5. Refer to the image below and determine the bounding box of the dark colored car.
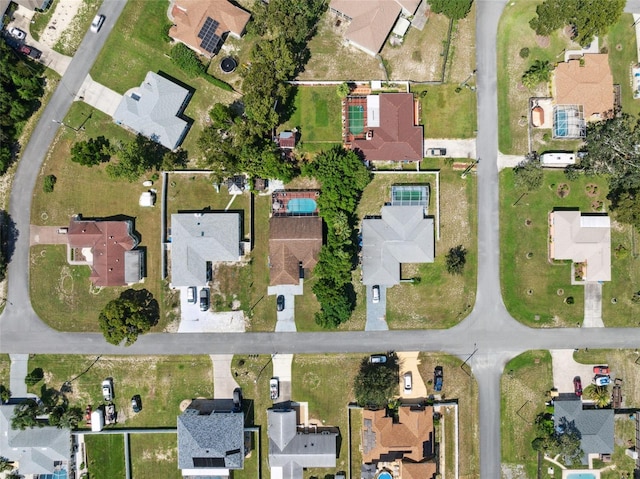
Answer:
[18,45,42,59]
[428,148,447,156]
[276,295,285,312]
[131,395,142,413]
[434,366,444,392]
[199,287,210,311]
[593,365,610,375]
[573,376,582,396]
[233,387,243,412]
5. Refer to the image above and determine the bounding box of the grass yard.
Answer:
[0,354,9,390]
[85,434,126,479]
[349,407,363,478]
[281,86,342,152]
[417,353,479,479]
[90,0,239,161]
[500,169,611,327]
[29,0,58,42]
[497,1,580,154]
[26,355,213,427]
[413,84,477,139]
[501,350,553,479]
[357,165,477,329]
[605,13,640,117]
[30,104,179,332]
[53,0,101,56]
[446,3,477,84]
[130,433,181,479]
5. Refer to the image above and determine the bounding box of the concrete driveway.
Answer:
[76,74,122,116]
[551,349,599,395]
[365,284,388,331]
[583,282,604,328]
[397,351,427,399]
[177,287,246,333]
[424,139,477,159]
[210,354,239,399]
[271,354,293,402]
[269,286,297,332]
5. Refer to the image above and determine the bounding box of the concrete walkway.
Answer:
[583,282,604,328]
[9,354,29,398]
[210,354,239,399]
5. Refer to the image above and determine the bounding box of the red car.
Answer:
[573,376,582,396]
[593,365,610,375]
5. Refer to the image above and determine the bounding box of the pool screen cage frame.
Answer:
[391,185,430,207]
[553,104,585,139]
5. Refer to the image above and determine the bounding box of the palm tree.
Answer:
[583,384,611,408]
[0,456,14,473]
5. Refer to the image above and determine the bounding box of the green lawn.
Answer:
[130,433,181,479]
[501,350,553,479]
[28,0,58,42]
[0,354,10,390]
[85,434,126,479]
[605,13,640,117]
[500,169,611,327]
[412,84,477,139]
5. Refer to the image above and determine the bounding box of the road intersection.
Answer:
[2,1,639,477]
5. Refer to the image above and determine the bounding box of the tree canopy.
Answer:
[107,134,169,181]
[445,245,467,275]
[521,60,553,89]
[428,0,473,20]
[354,355,399,408]
[529,0,624,46]
[513,153,543,191]
[98,289,159,346]
[70,136,111,167]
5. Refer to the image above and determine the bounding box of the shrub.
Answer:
[43,174,56,193]
[519,47,530,58]
[202,74,234,92]
[170,43,206,78]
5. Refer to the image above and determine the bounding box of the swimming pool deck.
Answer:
[271,190,320,216]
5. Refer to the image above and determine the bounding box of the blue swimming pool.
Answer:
[287,198,317,214]
[377,472,392,479]
[39,470,68,479]
[566,473,596,479]
[554,109,568,137]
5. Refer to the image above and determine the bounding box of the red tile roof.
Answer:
[352,93,423,161]
[67,217,138,287]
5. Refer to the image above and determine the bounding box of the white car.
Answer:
[8,27,26,40]
[101,378,113,401]
[404,372,412,393]
[270,378,279,400]
[90,14,105,33]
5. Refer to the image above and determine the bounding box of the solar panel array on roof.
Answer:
[198,17,221,54]
[193,457,225,468]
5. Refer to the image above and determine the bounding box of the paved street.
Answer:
[2,2,640,478]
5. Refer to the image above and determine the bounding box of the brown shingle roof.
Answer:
[269,217,322,286]
[67,217,137,287]
[170,0,251,56]
[554,54,614,120]
[352,93,423,161]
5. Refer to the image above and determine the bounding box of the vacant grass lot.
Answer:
[500,169,611,327]
[413,84,477,139]
[53,0,101,56]
[501,350,554,479]
[497,1,579,154]
[30,103,179,332]
[357,165,477,329]
[130,433,181,479]
[605,13,640,117]
[90,0,238,160]
[86,434,126,479]
[446,3,477,84]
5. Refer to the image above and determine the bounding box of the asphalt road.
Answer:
[2,1,639,478]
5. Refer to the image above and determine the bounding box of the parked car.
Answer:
[369,354,387,364]
[594,375,611,386]
[90,14,105,33]
[8,27,26,40]
[199,287,210,311]
[270,377,279,400]
[428,148,447,156]
[276,295,285,312]
[404,372,412,393]
[593,365,610,375]
[233,387,243,412]
[573,376,582,396]
[434,366,444,392]
[101,378,113,401]
[105,403,116,424]
[131,395,142,413]
[187,286,197,304]
[18,45,42,59]
[372,285,380,304]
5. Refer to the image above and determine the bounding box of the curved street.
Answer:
[1,1,639,478]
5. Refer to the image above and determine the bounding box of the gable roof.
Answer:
[0,405,71,475]
[352,94,423,161]
[554,54,614,120]
[170,0,251,56]
[67,216,139,287]
[362,406,435,465]
[171,213,241,287]
[550,210,611,282]
[177,407,245,471]
[362,205,434,286]
[113,72,191,150]
[269,216,323,286]
[267,409,337,479]
[553,397,613,464]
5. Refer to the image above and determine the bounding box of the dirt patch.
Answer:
[585,183,599,197]
[535,35,550,48]
[556,183,570,198]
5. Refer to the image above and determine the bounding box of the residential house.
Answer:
[329,0,421,56]
[67,214,143,287]
[113,71,192,150]
[269,216,322,286]
[344,93,424,162]
[0,404,71,476]
[170,212,243,287]
[177,400,245,478]
[12,0,52,11]
[276,131,297,150]
[554,396,614,465]
[361,406,436,479]
[267,408,337,479]
[361,201,434,287]
[169,0,251,57]
[549,209,611,282]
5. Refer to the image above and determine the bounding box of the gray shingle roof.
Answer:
[177,408,245,471]
[267,409,337,479]
[113,72,191,150]
[362,205,434,286]
[170,213,241,287]
[0,405,70,475]
[553,397,613,464]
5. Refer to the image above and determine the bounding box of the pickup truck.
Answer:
[434,366,444,392]
[18,45,42,60]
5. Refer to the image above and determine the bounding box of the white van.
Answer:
[372,285,380,303]
[404,372,412,393]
